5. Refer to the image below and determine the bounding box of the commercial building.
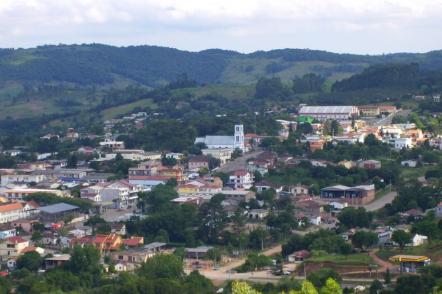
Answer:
[299,106,359,121]
[320,184,375,205]
[389,255,431,273]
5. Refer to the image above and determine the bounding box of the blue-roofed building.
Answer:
[38,203,81,222]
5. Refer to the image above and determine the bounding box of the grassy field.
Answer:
[307,253,374,266]
[400,166,430,181]
[377,242,442,263]
[100,98,157,120]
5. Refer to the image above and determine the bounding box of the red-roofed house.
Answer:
[71,233,122,253]
[123,236,144,247]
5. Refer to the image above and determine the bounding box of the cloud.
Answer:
[0,0,441,53]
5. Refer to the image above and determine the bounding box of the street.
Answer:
[362,191,397,212]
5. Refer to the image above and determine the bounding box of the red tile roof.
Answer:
[123,236,144,247]
[7,236,27,244]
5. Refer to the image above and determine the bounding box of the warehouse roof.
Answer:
[39,203,79,214]
[299,106,358,114]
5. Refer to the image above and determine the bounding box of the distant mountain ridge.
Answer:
[1,44,442,87]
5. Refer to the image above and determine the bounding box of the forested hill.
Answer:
[1,44,442,87]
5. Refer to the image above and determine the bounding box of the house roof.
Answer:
[189,155,209,163]
[0,202,23,213]
[123,236,144,247]
[144,242,166,251]
[39,203,79,214]
[7,236,27,244]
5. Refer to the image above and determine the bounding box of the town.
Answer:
[0,97,441,293]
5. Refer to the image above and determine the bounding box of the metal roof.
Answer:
[39,203,79,214]
[299,106,357,114]
[195,136,234,146]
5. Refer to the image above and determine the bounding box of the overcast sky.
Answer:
[1,0,441,54]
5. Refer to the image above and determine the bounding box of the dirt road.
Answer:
[363,191,397,212]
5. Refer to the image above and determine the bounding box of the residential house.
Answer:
[45,254,71,269]
[287,250,310,263]
[123,236,144,248]
[2,188,69,201]
[254,180,283,193]
[358,160,381,170]
[0,202,31,224]
[401,160,418,168]
[286,184,309,196]
[71,233,122,253]
[412,234,428,247]
[220,190,256,202]
[338,160,356,169]
[81,180,143,209]
[0,225,16,239]
[201,148,232,165]
[188,155,210,171]
[0,236,30,262]
[247,209,269,220]
[228,170,253,189]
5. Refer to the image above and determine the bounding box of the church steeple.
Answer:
[233,124,245,151]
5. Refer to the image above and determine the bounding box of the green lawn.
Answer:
[307,253,374,266]
[400,166,430,181]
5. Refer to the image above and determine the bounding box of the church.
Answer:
[194,125,245,152]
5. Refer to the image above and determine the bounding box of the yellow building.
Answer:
[389,255,431,273]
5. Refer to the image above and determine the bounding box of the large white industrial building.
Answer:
[299,106,359,121]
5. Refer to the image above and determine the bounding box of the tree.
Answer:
[248,228,269,250]
[369,279,382,294]
[67,153,78,168]
[197,194,227,243]
[16,252,43,271]
[182,270,214,294]
[138,254,183,280]
[338,207,372,228]
[66,245,101,276]
[301,280,319,294]
[392,230,412,250]
[384,268,391,284]
[282,234,305,256]
[320,278,342,294]
[351,231,379,250]
[85,215,107,234]
[231,148,243,160]
[308,268,342,289]
[231,280,262,294]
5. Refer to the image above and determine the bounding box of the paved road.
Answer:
[218,150,263,173]
[362,191,397,212]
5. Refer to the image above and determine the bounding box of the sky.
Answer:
[0,0,442,54]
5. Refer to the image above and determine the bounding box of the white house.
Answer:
[393,138,413,149]
[401,160,418,168]
[229,170,253,189]
[412,234,428,246]
[81,180,144,209]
